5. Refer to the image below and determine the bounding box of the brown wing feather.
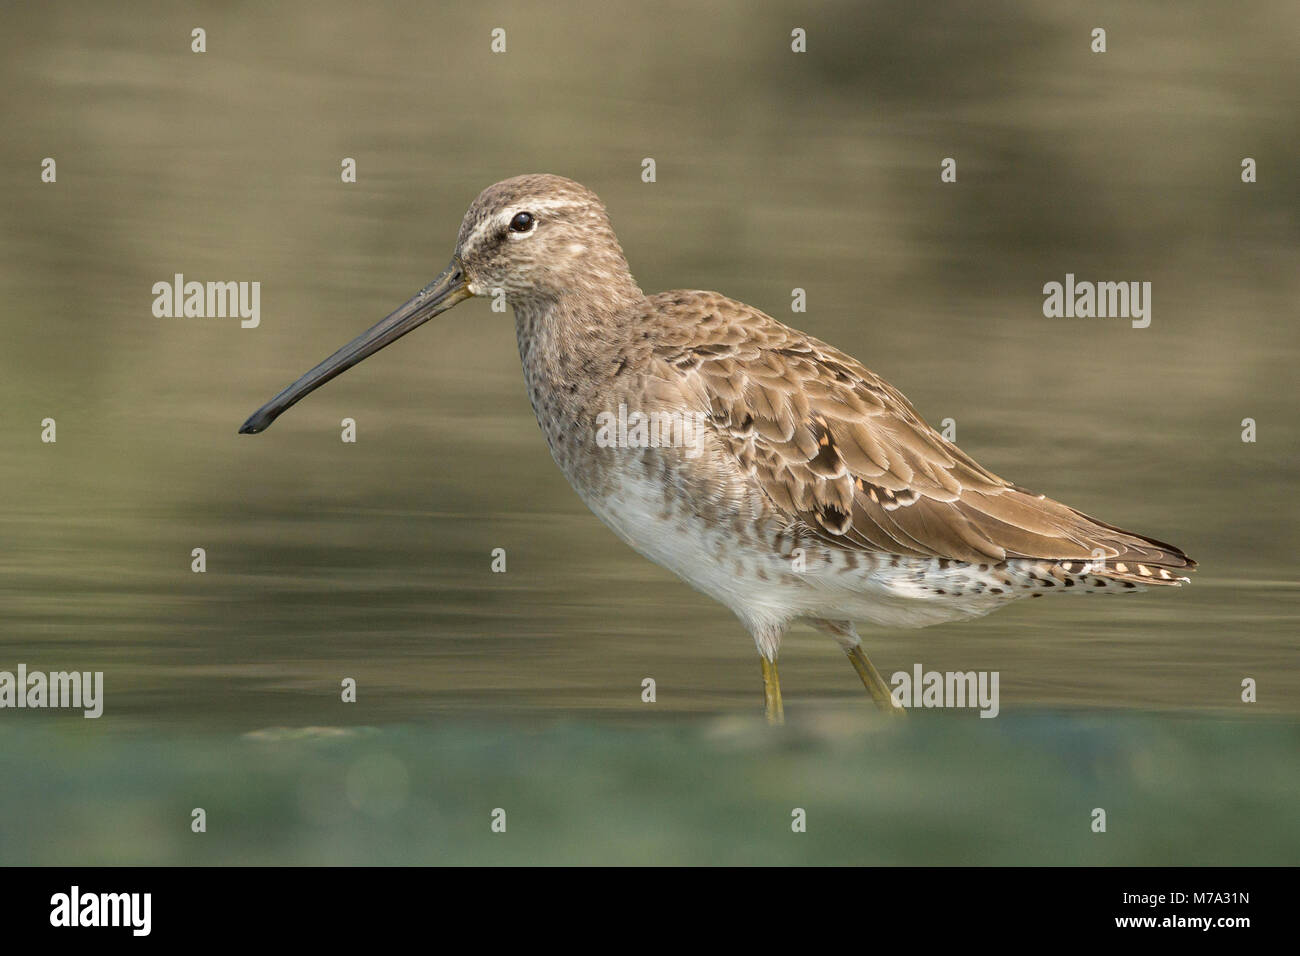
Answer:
[649,291,1195,573]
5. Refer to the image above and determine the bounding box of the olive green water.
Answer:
[0,1,1296,864]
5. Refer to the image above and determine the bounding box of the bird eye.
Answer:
[509,212,535,233]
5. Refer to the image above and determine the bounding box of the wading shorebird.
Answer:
[240,174,1195,723]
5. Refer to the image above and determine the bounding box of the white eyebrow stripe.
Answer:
[463,218,497,251]
[462,198,586,250]
[518,197,585,214]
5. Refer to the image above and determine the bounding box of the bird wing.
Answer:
[648,291,1194,572]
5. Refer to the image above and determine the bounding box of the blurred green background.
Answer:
[0,0,1296,864]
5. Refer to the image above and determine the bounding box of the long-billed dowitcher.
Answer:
[240,174,1195,723]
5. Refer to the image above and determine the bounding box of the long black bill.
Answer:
[238,258,471,434]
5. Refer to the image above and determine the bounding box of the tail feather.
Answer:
[1053,556,1191,587]
[1061,507,1197,573]
[997,483,1197,580]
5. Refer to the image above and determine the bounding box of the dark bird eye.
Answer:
[509,212,535,233]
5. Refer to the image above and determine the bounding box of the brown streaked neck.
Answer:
[511,277,646,394]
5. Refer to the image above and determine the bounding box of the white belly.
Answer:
[578,466,1032,639]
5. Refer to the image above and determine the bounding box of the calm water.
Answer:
[0,1,1296,863]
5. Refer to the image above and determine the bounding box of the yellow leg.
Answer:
[760,656,785,725]
[847,645,905,716]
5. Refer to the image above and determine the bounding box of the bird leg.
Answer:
[846,645,905,716]
[810,619,905,716]
[760,656,784,725]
